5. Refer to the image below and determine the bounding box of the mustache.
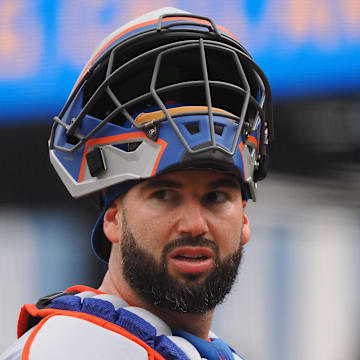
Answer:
[162,235,219,257]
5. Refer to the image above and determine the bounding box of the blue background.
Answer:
[1,0,360,123]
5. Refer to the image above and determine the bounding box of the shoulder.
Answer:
[2,314,151,360]
[29,314,151,359]
[5,286,159,360]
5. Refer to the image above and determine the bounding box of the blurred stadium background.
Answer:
[0,1,359,359]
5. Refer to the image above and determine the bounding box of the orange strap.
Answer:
[135,105,235,125]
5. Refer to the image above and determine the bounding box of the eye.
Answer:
[152,189,178,201]
[203,191,228,204]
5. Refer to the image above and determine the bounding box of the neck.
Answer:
[148,306,214,339]
[99,270,214,339]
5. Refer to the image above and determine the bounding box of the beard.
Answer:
[121,213,243,314]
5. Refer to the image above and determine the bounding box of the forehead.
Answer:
[137,169,241,192]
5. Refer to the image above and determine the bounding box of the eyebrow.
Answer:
[139,179,183,192]
[207,177,241,191]
[139,176,241,192]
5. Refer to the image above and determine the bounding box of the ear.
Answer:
[103,202,122,244]
[241,212,251,245]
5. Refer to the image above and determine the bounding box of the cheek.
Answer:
[211,215,243,256]
[220,227,242,255]
[126,211,174,251]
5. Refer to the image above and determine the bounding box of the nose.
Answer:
[176,199,209,237]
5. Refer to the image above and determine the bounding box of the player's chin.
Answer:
[180,271,209,282]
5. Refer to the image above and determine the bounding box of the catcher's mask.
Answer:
[48,7,273,262]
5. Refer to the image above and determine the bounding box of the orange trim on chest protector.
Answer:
[134,106,236,125]
[65,285,105,295]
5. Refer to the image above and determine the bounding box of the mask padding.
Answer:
[86,148,106,177]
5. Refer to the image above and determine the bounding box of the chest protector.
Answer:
[17,285,244,360]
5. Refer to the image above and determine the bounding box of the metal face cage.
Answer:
[49,13,273,173]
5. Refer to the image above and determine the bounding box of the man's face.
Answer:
[106,169,250,313]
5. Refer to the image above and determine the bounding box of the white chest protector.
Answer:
[3,286,245,360]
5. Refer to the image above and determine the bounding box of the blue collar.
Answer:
[172,328,236,360]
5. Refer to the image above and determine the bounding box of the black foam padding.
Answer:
[86,148,106,177]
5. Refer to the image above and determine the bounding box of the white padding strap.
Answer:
[124,306,172,336]
[167,336,202,360]
[27,316,148,360]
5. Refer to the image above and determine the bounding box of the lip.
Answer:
[168,246,215,274]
